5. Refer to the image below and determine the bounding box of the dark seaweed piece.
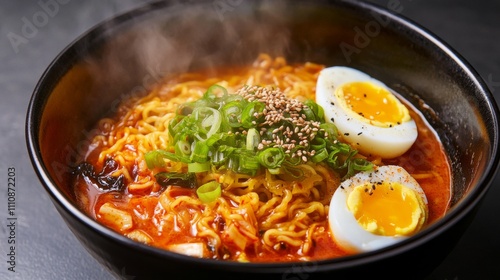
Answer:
[73,158,125,192]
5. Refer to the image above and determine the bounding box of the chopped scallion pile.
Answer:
[145,84,373,182]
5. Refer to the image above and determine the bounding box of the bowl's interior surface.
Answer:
[28,0,498,278]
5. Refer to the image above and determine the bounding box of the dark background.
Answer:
[0,0,499,279]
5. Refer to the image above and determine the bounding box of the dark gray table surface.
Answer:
[0,0,499,279]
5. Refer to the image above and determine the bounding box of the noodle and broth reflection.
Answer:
[73,54,451,262]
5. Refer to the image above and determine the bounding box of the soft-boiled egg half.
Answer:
[328,165,428,252]
[316,66,417,158]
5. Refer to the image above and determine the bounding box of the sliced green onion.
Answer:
[351,158,373,171]
[246,128,260,151]
[205,133,223,147]
[284,153,302,166]
[241,101,264,128]
[343,156,373,180]
[326,148,347,170]
[188,162,211,173]
[226,155,238,172]
[205,84,228,99]
[301,104,317,121]
[175,140,191,156]
[311,148,329,163]
[339,142,353,153]
[144,149,191,169]
[192,107,221,140]
[310,138,326,151]
[238,153,260,175]
[326,144,361,177]
[320,122,339,140]
[223,93,245,103]
[144,150,165,169]
[285,145,306,166]
[304,100,324,121]
[196,181,221,203]
[211,145,236,167]
[190,141,210,162]
[186,85,225,109]
[268,168,281,175]
[155,172,197,188]
[258,147,285,169]
[177,105,193,116]
[220,133,238,148]
[222,101,245,128]
[168,115,186,135]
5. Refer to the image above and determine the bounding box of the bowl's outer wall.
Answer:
[28,0,498,279]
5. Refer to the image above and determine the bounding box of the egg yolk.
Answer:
[336,81,410,127]
[346,182,427,236]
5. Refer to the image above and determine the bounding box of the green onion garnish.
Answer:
[196,181,221,203]
[188,162,211,173]
[246,128,260,151]
[145,85,373,181]
[145,149,189,169]
[192,107,221,140]
[258,147,285,169]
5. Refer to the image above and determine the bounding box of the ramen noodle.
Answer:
[73,54,451,262]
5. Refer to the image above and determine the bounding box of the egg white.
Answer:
[328,165,428,252]
[316,66,418,158]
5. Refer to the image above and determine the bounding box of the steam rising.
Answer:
[82,0,291,118]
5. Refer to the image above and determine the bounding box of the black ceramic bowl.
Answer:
[26,1,499,279]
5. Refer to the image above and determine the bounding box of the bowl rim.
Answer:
[25,0,500,273]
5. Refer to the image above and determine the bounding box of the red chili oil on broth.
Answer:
[384,108,451,223]
[71,56,451,262]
